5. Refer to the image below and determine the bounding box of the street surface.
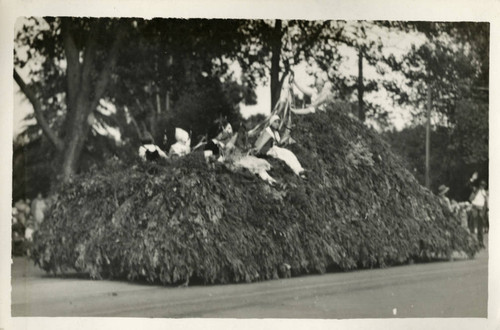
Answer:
[11,238,487,318]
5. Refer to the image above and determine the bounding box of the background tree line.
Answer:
[382,22,488,200]
[13,18,488,202]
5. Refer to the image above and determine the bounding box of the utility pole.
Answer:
[425,84,431,188]
[358,47,365,122]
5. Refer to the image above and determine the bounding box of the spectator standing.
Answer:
[31,193,47,228]
[456,201,472,230]
[437,184,452,212]
[466,172,479,231]
[469,180,488,247]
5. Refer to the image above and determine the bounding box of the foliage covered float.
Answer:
[31,103,479,285]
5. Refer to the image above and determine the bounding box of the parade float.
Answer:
[31,102,479,285]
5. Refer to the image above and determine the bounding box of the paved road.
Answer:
[11,240,488,318]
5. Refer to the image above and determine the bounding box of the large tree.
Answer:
[14,17,129,181]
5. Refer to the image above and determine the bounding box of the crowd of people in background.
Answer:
[438,172,488,248]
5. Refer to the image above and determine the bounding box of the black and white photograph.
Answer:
[1,1,499,329]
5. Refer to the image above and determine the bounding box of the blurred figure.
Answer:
[291,70,335,114]
[31,193,47,228]
[469,180,488,247]
[12,207,26,256]
[466,172,479,231]
[169,128,191,157]
[212,122,278,185]
[24,219,35,256]
[12,208,23,235]
[437,184,452,212]
[139,132,168,161]
[14,199,30,224]
[254,115,306,179]
[204,122,234,162]
[455,201,472,230]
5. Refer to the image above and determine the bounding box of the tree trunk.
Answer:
[60,20,99,180]
[357,47,365,122]
[60,19,126,181]
[61,18,81,121]
[62,105,91,179]
[270,20,282,110]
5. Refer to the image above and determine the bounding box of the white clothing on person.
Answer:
[291,80,334,115]
[31,197,47,224]
[471,188,488,207]
[25,226,34,241]
[262,127,304,176]
[267,146,304,175]
[311,81,334,112]
[169,128,191,157]
[209,131,277,185]
[233,155,277,185]
[169,142,191,157]
[175,127,190,144]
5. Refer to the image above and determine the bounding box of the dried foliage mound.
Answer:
[31,103,479,284]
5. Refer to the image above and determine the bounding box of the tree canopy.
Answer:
[13,18,489,201]
[381,22,489,196]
